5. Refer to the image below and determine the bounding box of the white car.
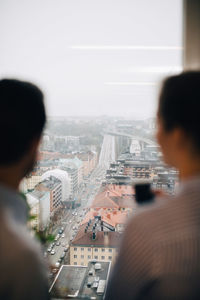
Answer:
[55,262,60,268]
[51,250,56,255]
[61,234,65,238]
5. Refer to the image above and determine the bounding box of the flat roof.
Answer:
[50,261,111,300]
[49,265,87,298]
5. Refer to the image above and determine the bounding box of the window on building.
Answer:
[74,255,77,258]
[81,262,84,266]
[94,256,98,259]
[88,248,91,252]
[74,262,77,265]
[108,256,112,260]
[81,255,84,259]
[74,248,77,251]
[109,249,112,253]
[88,255,91,259]
[94,248,98,252]
[81,248,84,251]
[101,256,105,260]
[101,248,105,252]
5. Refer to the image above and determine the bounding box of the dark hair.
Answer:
[158,71,200,152]
[0,79,46,165]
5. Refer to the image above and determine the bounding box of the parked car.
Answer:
[51,250,56,255]
[55,262,60,268]
[61,234,65,238]
[60,253,65,259]
[56,242,60,246]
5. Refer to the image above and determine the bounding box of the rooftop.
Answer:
[36,176,61,191]
[50,261,111,300]
[81,210,129,228]
[71,224,121,247]
[90,186,135,210]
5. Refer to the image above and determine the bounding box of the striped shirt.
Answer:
[105,176,200,300]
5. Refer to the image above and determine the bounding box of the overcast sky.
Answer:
[0,0,183,118]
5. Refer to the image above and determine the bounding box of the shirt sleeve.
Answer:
[104,217,152,300]
[1,247,50,300]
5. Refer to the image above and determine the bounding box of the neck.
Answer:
[179,156,200,181]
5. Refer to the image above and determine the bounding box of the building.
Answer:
[59,157,83,187]
[70,221,120,266]
[77,151,98,177]
[123,161,152,179]
[82,210,129,233]
[26,194,39,230]
[20,172,42,193]
[42,169,71,201]
[27,190,50,231]
[58,159,79,196]
[35,176,62,213]
[130,139,141,156]
[90,186,135,213]
[49,261,111,300]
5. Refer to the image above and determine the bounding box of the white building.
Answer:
[42,169,71,201]
[27,190,50,231]
[130,139,141,156]
[20,174,42,193]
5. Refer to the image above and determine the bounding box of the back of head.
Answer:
[158,71,200,154]
[0,79,46,166]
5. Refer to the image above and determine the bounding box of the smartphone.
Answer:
[135,183,155,204]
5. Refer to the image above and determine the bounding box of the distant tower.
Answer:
[130,139,141,156]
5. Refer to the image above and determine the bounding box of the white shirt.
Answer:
[0,183,49,300]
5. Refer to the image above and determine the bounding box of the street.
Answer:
[46,165,106,278]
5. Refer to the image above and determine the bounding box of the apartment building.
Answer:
[81,210,129,233]
[70,222,120,266]
[42,168,71,201]
[27,190,50,231]
[90,185,135,213]
[20,173,42,193]
[35,176,62,213]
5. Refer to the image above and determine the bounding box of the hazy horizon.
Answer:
[0,0,183,118]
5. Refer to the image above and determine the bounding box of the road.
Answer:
[46,165,107,278]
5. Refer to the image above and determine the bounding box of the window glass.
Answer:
[0,1,183,298]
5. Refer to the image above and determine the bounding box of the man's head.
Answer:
[156,71,200,171]
[0,79,46,182]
